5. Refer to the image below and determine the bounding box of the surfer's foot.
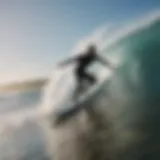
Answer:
[53,105,82,127]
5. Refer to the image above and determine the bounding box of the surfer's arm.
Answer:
[58,58,76,66]
[58,55,81,67]
[96,55,114,70]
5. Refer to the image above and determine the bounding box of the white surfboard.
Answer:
[54,72,112,125]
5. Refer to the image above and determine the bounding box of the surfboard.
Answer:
[54,73,111,126]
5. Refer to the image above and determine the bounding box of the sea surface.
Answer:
[0,88,50,160]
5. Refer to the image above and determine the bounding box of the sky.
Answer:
[0,0,159,84]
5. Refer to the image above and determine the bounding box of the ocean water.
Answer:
[42,12,160,160]
[0,12,159,160]
[0,89,50,160]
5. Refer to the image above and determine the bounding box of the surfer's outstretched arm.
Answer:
[96,55,114,70]
[58,55,80,67]
[58,58,75,67]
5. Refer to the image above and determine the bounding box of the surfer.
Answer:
[58,44,114,98]
[54,44,114,125]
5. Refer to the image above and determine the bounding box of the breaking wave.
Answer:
[42,12,160,160]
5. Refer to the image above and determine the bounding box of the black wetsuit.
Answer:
[75,52,97,85]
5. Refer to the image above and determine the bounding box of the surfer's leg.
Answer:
[73,69,84,100]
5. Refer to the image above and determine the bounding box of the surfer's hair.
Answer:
[87,43,97,52]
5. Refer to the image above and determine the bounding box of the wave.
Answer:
[42,12,160,160]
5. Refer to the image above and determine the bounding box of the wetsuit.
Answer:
[58,45,112,94]
[75,51,97,86]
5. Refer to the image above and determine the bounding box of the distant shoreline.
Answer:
[0,78,48,92]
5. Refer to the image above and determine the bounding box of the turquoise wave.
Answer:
[44,13,160,160]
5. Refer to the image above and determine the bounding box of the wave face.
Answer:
[42,13,160,160]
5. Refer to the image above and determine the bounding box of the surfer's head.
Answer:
[87,44,97,54]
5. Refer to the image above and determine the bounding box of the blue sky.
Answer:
[0,0,159,84]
